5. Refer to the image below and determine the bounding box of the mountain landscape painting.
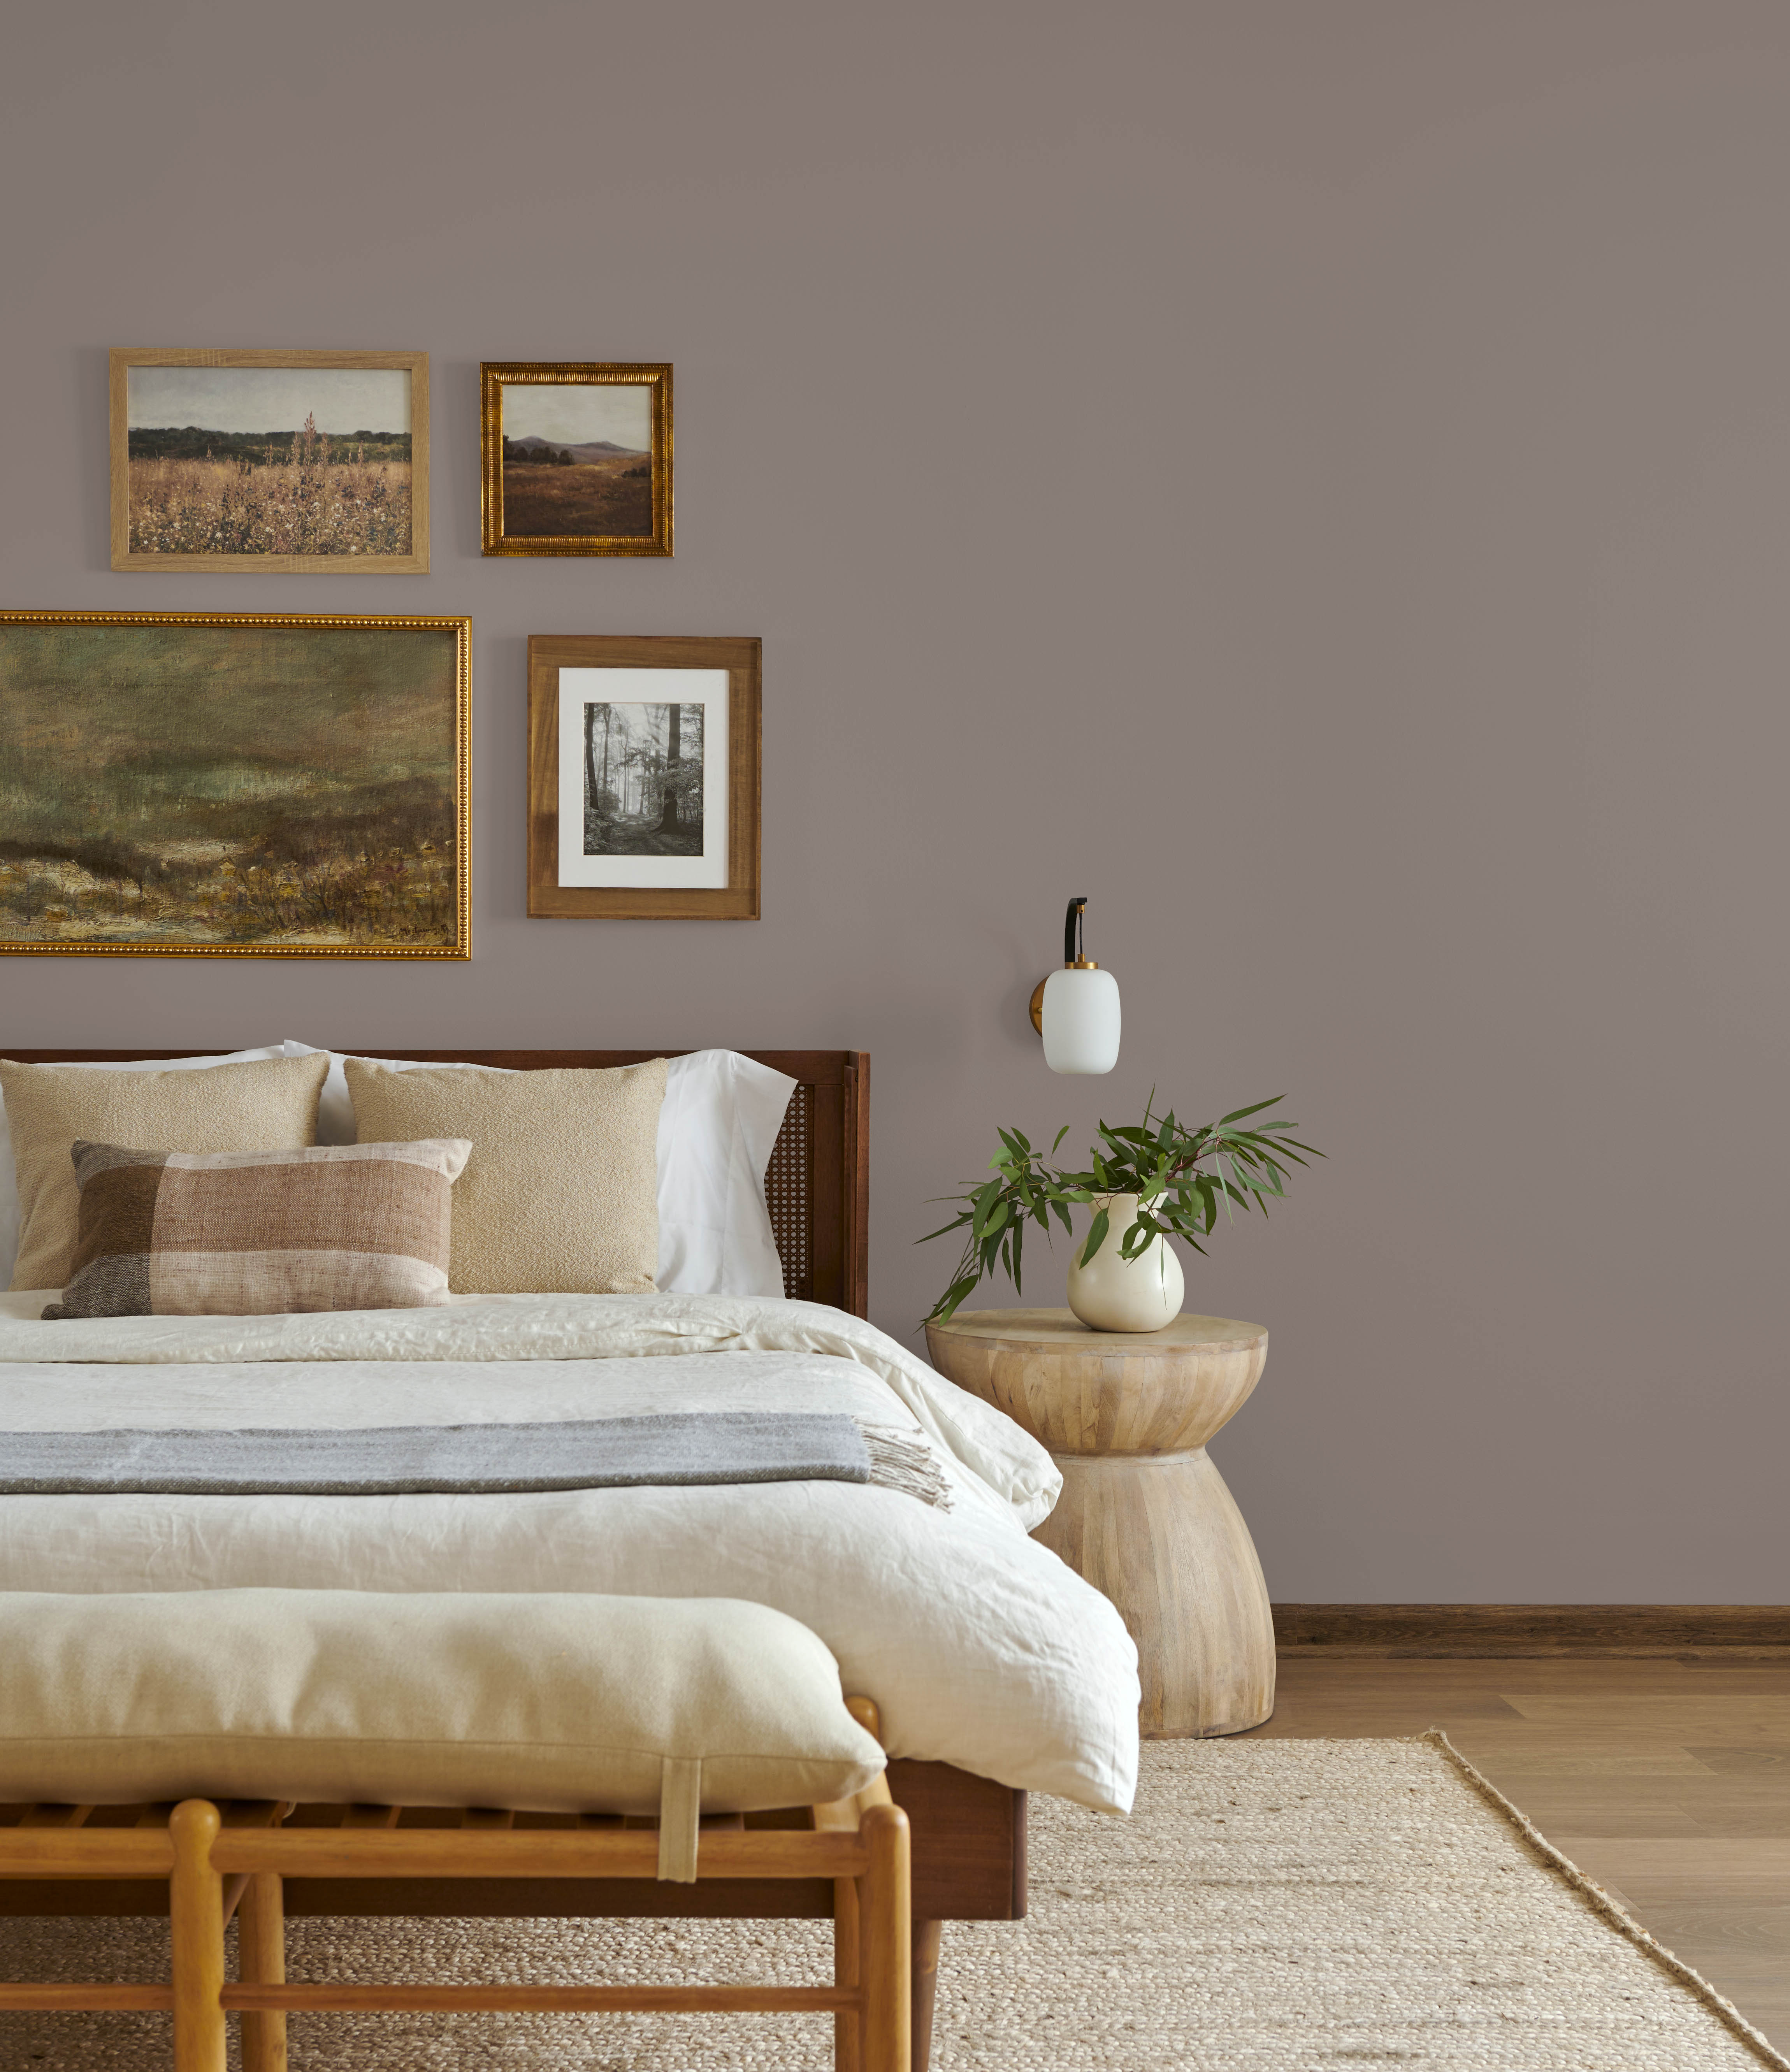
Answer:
[484,365,671,556]
[0,614,467,958]
[111,353,428,572]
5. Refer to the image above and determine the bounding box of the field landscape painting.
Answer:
[482,363,671,557]
[110,350,429,572]
[0,613,469,958]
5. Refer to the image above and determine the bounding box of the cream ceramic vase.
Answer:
[1065,1192,1184,1333]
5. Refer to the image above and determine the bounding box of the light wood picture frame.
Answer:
[483,363,673,558]
[109,348,429,574]
[528,635,759,919]
[0,611,470,959]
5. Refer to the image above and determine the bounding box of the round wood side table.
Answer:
[924,1307,1274,1738]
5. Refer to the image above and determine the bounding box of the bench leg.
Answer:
[859,1806,911,2072]
[910,1920,942,2072]
[169,1801,227,2072]
[238,1872,288,2072]
[834,1872,863,2072]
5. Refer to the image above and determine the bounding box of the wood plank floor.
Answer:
[1243,1652,1790,2053]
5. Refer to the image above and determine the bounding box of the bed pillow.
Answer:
[43,1137,473,1319]
[286,1042,796,1299]
[0,1053,328,1294]
[344,1057,665,1295]
[0,1046,286,1290]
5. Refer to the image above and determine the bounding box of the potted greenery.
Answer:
[921,1097,1319,1332]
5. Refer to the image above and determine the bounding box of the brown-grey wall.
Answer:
[3,3,1786,1602]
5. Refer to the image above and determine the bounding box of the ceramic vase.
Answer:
[1064,1191,1184,1333]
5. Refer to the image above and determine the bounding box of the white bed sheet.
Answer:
[0,1293,1140,1813]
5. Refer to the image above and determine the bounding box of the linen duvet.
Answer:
[0,1291,1140,1814]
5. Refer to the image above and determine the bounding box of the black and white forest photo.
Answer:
[582,702,704,857]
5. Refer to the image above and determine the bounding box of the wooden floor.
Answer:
[1245,1652,1790,2053]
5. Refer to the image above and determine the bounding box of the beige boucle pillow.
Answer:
[345,1057,665,1294]
[0,1054,329,1293]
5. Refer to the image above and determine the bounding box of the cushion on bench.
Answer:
[0,1590,885,1879]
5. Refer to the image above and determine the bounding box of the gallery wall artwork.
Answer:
[109,349,430,573]
[527,635,759,918]
[0,612,470,959]
[482,363,673,557]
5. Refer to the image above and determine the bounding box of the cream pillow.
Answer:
[0,1054,329,1293]
[0,1591,887,1845]
[345,1057,665,1294]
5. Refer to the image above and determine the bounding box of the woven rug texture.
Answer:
[2,1733,1783,2070]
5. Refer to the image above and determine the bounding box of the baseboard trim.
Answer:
[1272,1604,1790,1656]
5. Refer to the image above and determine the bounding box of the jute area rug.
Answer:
[4,1732,1785,2070]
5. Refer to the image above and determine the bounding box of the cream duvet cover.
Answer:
[0,1292,1140,1813]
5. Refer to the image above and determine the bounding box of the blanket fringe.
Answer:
[858,1423,953,1510]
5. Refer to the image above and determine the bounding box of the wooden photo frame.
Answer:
[528,636,759,919]
[0,611,470,959]
[482,363,672,558]
[109,349,429,574]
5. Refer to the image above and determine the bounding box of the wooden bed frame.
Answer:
[0,1046,1023,2072]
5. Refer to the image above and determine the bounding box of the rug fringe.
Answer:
[1424,1727,1790,2072]
[858,1423,953,1510]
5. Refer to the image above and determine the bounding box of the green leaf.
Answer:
[1218,1096,1284,1125]
[926,1270,984,1325]
[1077,1206,1110,1269]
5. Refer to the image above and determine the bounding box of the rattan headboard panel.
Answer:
[0,1048,870,1318]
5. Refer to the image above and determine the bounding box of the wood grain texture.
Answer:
[109,348,429,575]
[1274,1605,1790,1654]
[168,1800,226,2072]
[1040,1450,1276,1737]
[862,1804,913,2072]
[1252,1650,1790,2053]
[925,1308,1267,1455]
[927,1307,1274,1737]
[526,634,760,919]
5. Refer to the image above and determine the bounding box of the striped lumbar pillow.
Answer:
[42,1139,472,1320]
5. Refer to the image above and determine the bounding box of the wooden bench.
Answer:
[0,1695,910,2072]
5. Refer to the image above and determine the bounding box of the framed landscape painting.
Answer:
[110,349,429,572]
[482,363,672,558]
[0,612,469,959]
[527,635,758,918]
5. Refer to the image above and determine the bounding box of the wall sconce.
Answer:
[1028,897,1121,1074]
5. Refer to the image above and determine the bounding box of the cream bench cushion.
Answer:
[0,1590,885,1877]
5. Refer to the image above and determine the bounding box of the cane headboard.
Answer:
[2,1048,871,1319]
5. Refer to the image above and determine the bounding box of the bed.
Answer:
[0,1048,1140,2071]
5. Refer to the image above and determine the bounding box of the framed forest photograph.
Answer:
[0,612,469,959]
[482,363,672,557]
[528,635,759,919]
[110,349,429,573]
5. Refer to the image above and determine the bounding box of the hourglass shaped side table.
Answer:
[924,1307,1274,1738]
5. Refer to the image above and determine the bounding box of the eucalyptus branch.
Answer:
[919,1096,1321,1326]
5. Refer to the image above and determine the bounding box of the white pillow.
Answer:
[0,1047,288,1289]
[282,1043,796,1299]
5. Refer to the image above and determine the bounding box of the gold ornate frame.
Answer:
[109,348,429,575]
[0,611,471,960]
[481,363,673,558]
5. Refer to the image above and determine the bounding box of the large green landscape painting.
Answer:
[0,617,466,956]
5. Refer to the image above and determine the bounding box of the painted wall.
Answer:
[2,2,1786,1602]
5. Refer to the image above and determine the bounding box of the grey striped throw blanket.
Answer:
[0,1410,951,1508]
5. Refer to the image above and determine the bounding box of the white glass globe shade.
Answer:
[1041,966,1121,1075]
